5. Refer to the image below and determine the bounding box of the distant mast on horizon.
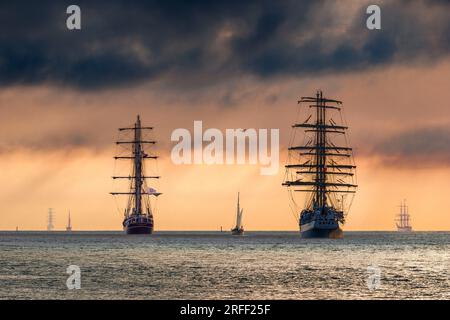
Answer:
[47,208,54,231]
[66,211,72,232]
[396,200,412,232]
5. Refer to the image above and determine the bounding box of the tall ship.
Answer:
[231,192,244,235]
[111,115,162,235]
[396,200,412,232]
[283,91,357,238]
[66,211,72,232]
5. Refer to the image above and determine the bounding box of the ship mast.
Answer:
[316,90,326,209]
[283,90,357,215]
[134,116,143,216]
[111,115,160,217]
[68,211,71,228]
[402,201,405,227]
[397,199,411,228]
[47,208,54,231]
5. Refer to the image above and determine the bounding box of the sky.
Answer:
[1,0,450,231]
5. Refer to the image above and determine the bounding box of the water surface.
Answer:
[0,231,448,299]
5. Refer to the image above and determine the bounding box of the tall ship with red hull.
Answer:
[283,91,357,238]
[111,115,161,235]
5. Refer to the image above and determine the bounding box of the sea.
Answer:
[0,231,448,300]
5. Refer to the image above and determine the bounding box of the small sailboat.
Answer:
[231,192,244,235]
[396,200,412,232]
[66,211,72,232]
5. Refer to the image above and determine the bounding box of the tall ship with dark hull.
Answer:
[283,91,357,238]
[111,115,162,235]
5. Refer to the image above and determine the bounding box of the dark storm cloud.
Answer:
[370,126,450,167]
[0,0,450,89]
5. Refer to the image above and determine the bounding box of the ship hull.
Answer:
[123,215,153,235]
[231,228,244,236]
[299,210,343,239]
[125,224,153,234]
[300,225,343,239]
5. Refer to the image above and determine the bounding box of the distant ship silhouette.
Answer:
[396,200,412,232]
[66,211,72,232]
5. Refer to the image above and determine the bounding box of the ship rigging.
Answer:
[396,200,412,232]
[110,115,162,234]
[283,90,357,238]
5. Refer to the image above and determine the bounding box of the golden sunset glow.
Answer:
[2,60,450,231]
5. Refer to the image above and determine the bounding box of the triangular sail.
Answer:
[234,192,243,229]
[237,208,243,229]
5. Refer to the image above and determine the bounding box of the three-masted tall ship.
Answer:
[283,91,357,238]
[396,200,412,232]
[110,115,161,235]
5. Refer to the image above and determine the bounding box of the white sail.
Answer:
[235,193,240,228]
[235,192,243,229]
[237,208,243,229]
[231,192,244,235]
